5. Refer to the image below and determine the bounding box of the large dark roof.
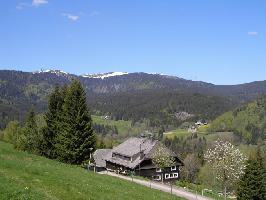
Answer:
[105,137,179,169]
[112,137,158,157]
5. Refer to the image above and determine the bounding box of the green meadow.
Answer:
[92,115,147,137]
[0,141,183,200]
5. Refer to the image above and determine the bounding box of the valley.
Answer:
[0,69,266,200]
[1,69,266,129]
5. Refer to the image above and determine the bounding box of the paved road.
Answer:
[99,171,212,200]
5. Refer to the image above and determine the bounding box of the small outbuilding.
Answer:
[90,149,111,172]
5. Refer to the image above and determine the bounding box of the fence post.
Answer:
[171,182,173,195]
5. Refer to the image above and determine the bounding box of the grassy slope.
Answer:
[164,125,238,143]
[92,115,146,137]
[164,129,190,139]
[0,141,183,200]
[164,125,210,139]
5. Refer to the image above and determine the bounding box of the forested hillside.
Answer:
[209,96,266,144]
[89,90,236,127]
[0,69,266,128]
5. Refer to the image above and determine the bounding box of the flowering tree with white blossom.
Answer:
[152,144,175,183]
[204,140,247,200]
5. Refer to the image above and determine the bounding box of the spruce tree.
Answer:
[237,150,266,200]
[56,80,96,164]
[42,86,65,158]
[17,110,41,154]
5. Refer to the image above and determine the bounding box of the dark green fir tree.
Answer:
[56,80,96,164]
[41,85,65,158]
[237,150,266,200]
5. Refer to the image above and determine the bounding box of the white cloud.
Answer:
[62,13,80,21]
[16,2,30,10]
[32,0,48,7]
[16,0,47,9]
[248,31,258,36]
[90,11,100,17]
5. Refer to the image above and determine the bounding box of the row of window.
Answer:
[165,173,178,179]
[153,172,179,181]
[155,166,176,172]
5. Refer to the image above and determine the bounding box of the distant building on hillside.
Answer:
[195,120,208,127]
[101,115,111,120]
[92,137,183,182]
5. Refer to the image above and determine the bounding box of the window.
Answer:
[156,168,162,172]
[153,175,161,181]
[165,173,178,179]
[171,166,176,171]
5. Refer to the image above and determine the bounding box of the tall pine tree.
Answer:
[237,150,266,200]
[56,80,96,164]
[41,86,65,158]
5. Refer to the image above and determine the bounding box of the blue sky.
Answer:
[0,0,265,85]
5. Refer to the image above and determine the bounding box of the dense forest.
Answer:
[88,90,236,127]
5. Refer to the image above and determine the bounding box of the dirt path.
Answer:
[99,171,213,200]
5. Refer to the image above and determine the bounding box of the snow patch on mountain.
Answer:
[82,72,129,79]
[147,72,166,76]
[34,69,69,76]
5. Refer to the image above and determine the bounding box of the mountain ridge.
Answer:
[4,69,266,86]
[1,69,266,104]
[0,69,266,128]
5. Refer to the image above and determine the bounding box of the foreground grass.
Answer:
[0,141,183,200]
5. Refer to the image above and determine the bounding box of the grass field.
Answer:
[163,125,235,143]
[164,129,190,139]
[92,115,147,137]
[0,141,183,200]
[164,127,209,139]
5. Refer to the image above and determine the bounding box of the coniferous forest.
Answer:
[2,80,96,165]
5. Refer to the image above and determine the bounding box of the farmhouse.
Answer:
[93,137,183,182]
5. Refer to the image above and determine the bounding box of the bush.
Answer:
[0,130,3,141]
[2,120,21,144]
